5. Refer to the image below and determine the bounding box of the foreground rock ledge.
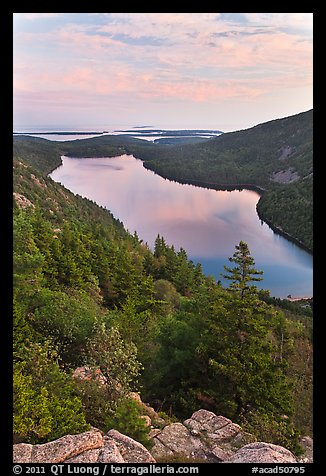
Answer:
[13,428,154,464]
[13,410,312,464]
[223,442,297,463]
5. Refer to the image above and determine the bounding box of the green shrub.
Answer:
[13,362,89,444]
[240,411,303,456]
[103,397,152,448]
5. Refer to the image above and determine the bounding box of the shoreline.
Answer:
[142,162,313,256]
[50,155,313,257]
[53,155,313,257]
[48,152,313,300]
[255,208,313,255]
[141,164,267,194]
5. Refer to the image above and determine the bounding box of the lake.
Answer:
[50,154,313,298]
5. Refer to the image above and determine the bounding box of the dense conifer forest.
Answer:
[13,118,312,456]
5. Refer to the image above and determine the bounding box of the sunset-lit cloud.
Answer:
[13,13,313,131]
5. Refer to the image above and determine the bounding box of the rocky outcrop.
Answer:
[13,409,313,464]
[13,443,33,463]
[224,442,297,463]
[151,409,256,462]
[13,428,154,464]
[277,145,294,161]
[150,409,312,463]
[13,429,104,464]
[73,366,107,385]
[107,430,155,463]
[13,192,35,209]
[271,168,300,184]
[151,422,207,461]
[129,392,165,428]
[297,436,313,463]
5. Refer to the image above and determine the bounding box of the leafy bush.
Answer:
[13,345,89,444]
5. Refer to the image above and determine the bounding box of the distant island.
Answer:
[115,128,224,137]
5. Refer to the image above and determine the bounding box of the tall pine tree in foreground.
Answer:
[205,241,299,449]
[222,240,263,298]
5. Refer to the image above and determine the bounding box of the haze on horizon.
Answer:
[13,13,313,133]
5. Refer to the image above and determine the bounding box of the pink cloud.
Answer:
[15,15,312,84]
[14,56,310,110]
[63,68,93,89]
[13,13,313,128]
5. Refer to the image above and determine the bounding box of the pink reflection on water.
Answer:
[51,155,307,266]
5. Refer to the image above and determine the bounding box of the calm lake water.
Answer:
[50,155,313,298]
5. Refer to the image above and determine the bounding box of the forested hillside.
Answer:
[13,142,312,455]
[13,136,62,174]
[139,110,313,251]
[13,109,313,251]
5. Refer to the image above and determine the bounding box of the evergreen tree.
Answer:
[206,293,293,418]
[204,242,293,418]
[200,242,297,449]
[222,240,263,298]
[13,153,311,452]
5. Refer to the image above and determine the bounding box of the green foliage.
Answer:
[13,367,53,441]
[157,411,179,426]
[31,288,104,366]
[74,379,115,432]
[151,235,201,295]
[143,243,299,450]
[140,110,312,250]
[240,411,303,456]
[13,209,45,295]
[13,344,89,444]
[257,177,313,251]
[13,136,62,174]
[13,145,312,451]
[73,325,149,446]
[222,240,263,298]
[286,337,313,436]
[105,398,152,448]
[13,296,39,361]
[151,311,203,398]
[74,381,151,449]
[203,294,294,418]
[153,279,181,313]
[87,324,142,401]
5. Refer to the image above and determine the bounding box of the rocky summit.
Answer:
[13,409,313,464]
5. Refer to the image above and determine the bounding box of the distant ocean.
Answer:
[13,124,223,142]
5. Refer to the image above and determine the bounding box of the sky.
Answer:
[13,13,313,132]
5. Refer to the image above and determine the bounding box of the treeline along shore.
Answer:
[13,109,313,253]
